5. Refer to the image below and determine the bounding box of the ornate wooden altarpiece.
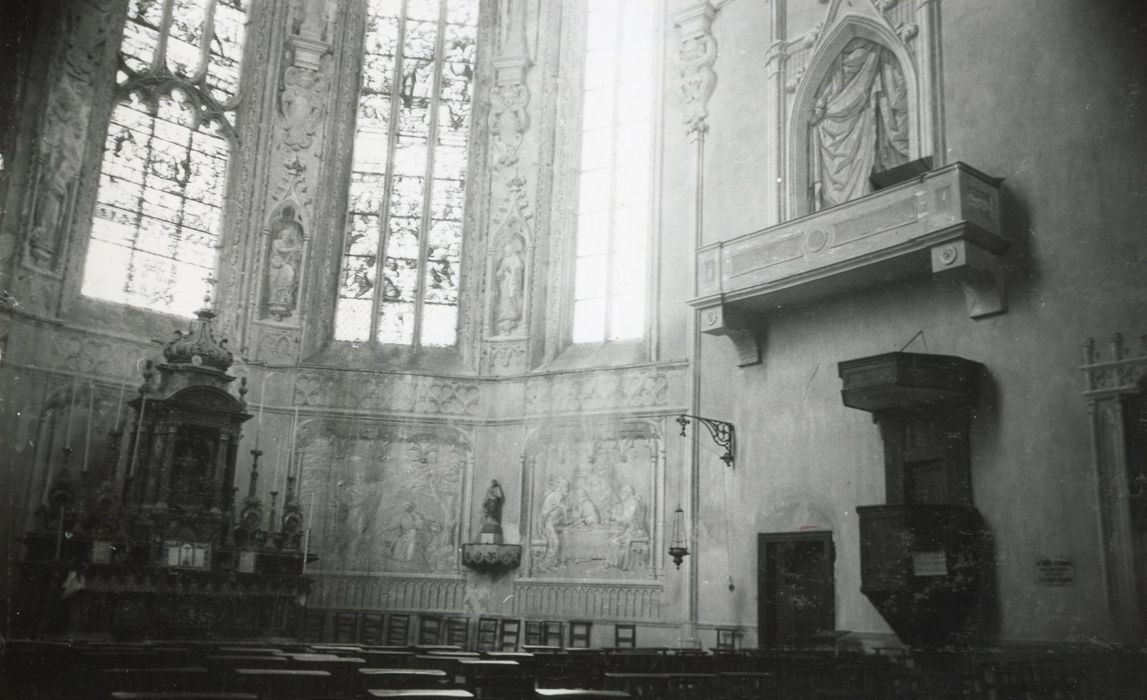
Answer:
[17,303,314,639]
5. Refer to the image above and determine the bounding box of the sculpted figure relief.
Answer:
[531,442,654,578]
[677,32,717,137]
[810,37,909,210]
[266,212,304,320]
[494,238,525,335]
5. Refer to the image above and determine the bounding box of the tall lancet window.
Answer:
[82,0,248,317]
[335,0,479,346]
[571,0,656,344]
[809,37,909,211]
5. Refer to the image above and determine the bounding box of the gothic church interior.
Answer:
[1,0,1147,697]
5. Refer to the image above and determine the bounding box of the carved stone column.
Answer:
[248,0,333,364]
[482,0,534,375]
[12,0,124,316]
[674,0,720,649]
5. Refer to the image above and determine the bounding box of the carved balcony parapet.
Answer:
[690,162,1008,366]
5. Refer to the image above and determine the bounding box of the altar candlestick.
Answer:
[289,406,300,479]
[274,442,283,498]
[113,381,126,429]
[302,490,314,574]
[65,376,78,447]
[128,395,147,477]
[82,384,94,473]
[55,505,65,559]
[41,411,57,504]
[256,381,266,452]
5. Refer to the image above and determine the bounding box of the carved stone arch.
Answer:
[786,14,920,219]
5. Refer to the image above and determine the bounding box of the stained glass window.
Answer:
[571,0,655,344]
[335,0,479,346]
[82,0,247,317]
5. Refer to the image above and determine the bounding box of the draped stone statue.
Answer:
[266,213,304,320]
[810,37,910,210]
[480,479,505,543]
[494,238,525,335]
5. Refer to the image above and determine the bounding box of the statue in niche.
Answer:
[493,236,525,336]
[265,210,304,320]
[809,37,909,211]
[481,479,505,537]
[27,82,86,265]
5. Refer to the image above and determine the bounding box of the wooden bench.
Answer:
[367,691,475,698]
[230,668,333,698]
[359,667,450,692]
[110,695,257,700]
[534,691,631,698]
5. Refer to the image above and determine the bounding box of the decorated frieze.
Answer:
[524,364,686,417]
[293,370,484,417]
[1,313,152,382]
[512,579,663,621]
[310,573,467,613]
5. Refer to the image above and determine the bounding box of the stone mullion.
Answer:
[226,0,292,351]
[673,0,718,648]
[38,0,128,318]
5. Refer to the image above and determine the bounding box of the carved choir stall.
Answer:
[17,302,314,639]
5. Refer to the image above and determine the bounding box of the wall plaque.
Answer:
[912,551,948,577]
[1035,557,1075,586]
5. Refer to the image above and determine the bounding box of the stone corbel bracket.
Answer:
[930,238,1005,319]
[690,162,1009,367]
[695,299,763,367]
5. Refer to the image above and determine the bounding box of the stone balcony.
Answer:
[689,162,1008,366]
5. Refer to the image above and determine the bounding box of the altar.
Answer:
[14,301,314,639]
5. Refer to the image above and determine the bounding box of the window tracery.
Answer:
[334,0,480,347]
[570,0,657,345]
[81,0,247,317]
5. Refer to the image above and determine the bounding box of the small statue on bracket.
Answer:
[480,479,504,544]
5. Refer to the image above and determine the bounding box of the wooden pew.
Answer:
[108,688,258,693]
[230,667,333,698]
[97,667,213,699]
[366,691,475,699]
[534,691,631,698]
[359,667,450,693]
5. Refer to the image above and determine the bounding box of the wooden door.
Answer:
[759,531,835,646]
